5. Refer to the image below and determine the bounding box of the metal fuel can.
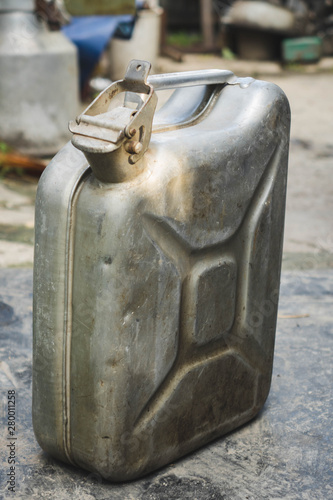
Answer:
[33,60,290,481]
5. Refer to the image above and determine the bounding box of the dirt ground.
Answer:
[0,55,332,270]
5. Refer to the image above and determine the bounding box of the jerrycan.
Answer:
[33,60,290,481]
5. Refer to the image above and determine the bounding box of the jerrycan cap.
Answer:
[69,60,157,166]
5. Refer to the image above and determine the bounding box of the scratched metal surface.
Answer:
[0,268,332,499]
[33,75,290,480]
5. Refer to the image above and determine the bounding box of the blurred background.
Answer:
[0,0,332,273]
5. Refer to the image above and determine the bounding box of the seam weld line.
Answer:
[63,167,90,465]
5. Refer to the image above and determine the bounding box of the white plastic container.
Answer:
[108,8,163,81]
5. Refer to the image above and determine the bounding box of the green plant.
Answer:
[167,31,203,48]
[0,141,10,153]
[221,47,236,60]
[0,141,23,179]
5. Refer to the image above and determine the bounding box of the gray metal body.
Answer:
[0,6,79,156]
[33,61,290,481]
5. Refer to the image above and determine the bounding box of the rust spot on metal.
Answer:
[253,226,260,252]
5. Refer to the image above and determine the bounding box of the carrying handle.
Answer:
[147,69,236,91]
[69,61,237,181]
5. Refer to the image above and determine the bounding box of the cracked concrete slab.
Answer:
[0,240,34,268]
[0,179,36,266]
[0,184,31,208]
[0,206,35,227]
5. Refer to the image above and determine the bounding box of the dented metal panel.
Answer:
[33,60,290,481]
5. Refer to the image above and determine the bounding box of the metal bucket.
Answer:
[0,3,79,156]
[33,60,290,481]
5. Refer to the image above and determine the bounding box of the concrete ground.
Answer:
[0,55,332,271]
